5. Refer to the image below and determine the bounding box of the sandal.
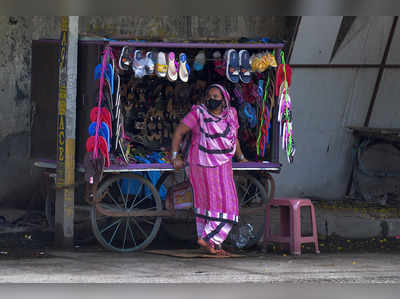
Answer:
[239,50,251,84]
[166,52,178,82]
[193,51,206,71]
[178,53,190,82]
[155,52,168,78]
[119,46,133,71]
[144,51,156,75]
[132,50,146,78]
[225,49,239,83]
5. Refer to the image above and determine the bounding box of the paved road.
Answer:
[1,248,400,284]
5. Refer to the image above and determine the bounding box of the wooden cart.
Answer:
[33,40,284,252]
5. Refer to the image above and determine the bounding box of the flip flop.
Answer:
[178,53,190,82]
[118,46,133,71]
[155,52,167,78]
[166,52,178,82]
[193,51,206,71]
[239,49,251,84]
[225,49,239,83]
[88,121,111,151]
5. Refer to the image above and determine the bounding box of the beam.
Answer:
[55,16,79,248]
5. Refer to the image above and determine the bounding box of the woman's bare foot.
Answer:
[215,248,231,257]
[197,238,217,254]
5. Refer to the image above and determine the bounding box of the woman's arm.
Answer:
[170,122,191,169]
[235,138,248,162]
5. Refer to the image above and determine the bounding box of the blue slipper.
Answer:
[239,50,251,84]
[88,121,110,151]
[225,49,239,83]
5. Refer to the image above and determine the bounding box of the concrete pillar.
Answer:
[55,16,79,248]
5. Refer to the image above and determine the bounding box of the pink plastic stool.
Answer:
[263,198,320,255]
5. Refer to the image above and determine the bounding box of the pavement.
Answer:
[1,243,400,284]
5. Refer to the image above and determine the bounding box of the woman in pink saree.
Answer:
[171,84,247,256]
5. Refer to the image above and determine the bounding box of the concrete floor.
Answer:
[1,247,400,284]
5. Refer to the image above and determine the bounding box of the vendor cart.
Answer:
[33,39,286,252]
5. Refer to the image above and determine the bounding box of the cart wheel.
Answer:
[227,172,269,249]
[155,171,197,241]
[91,173,162,252]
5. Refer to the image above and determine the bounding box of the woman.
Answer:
[171,84,247,256]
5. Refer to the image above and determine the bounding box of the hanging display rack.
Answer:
[108,40,285,49]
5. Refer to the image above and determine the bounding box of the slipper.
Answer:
[275,63,292,96]
[132,50,146,78]
[144,51,156,75]
[238,50,251,84]
[118,46,133,71]
[233,84,244,105]
[225,49,239,83]
[212,51,225,77]
[86,135,110,167]
[178,53,190,82]
[88,121,111,151]
[155,51,168,78]
[90,107,112,137]
[166,52,178,82]
[193,51,206,71]
[240,103,257,129]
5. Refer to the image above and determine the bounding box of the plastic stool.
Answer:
[263,198,320,255]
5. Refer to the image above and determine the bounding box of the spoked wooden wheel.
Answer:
[227,172,269,249]
[91,173,162,252]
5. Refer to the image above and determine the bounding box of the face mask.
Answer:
[206,98,222,111]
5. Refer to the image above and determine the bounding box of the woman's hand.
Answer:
[239,157,248,163]
[172,158,185,170]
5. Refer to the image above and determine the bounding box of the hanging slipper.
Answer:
[155,52,168,78]
[144,51,156,75]
[275,63,292,96]
[90,107,112,138]
[225,49,239,83]
[118,46,133,71]
[193,51,206,71]
[166,52,178,82]
[178,53,190,82]
[86,135,110,167]
[212,51,225,77]
[132,50,146,78]
[238,50,251,84]
[146,116,156,142]
[88,121,111,152]
[243,103,257,129]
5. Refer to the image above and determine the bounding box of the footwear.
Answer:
[144,51,155,75]
[225,49,239,83]
[213,51,225,77]
[193,51,206,71]
[239,50,251,84]
[166,52,178,82]
[178,53,190,82]
[155,52,167,78]
[132,50,146,78]
[119,46,133,71]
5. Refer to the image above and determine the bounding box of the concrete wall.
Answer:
[0,16,290,206]
[274,16,397,199]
